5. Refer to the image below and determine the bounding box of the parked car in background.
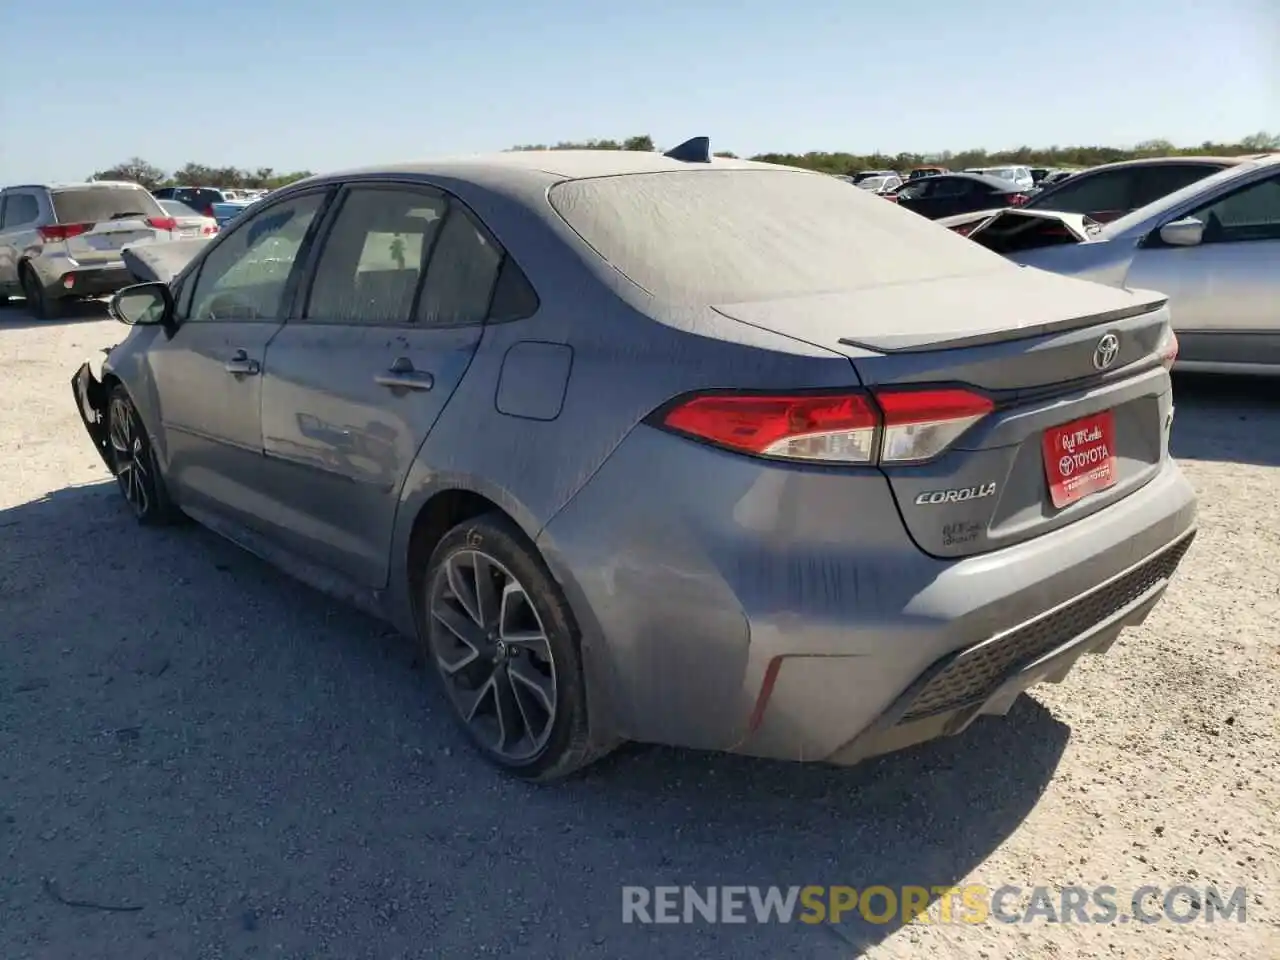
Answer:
[152,186,231,219]
[158,199,219,239]
[72,144,1194,779]
[937,156,1252,236]
[969,153,1280,375]
[907,165,948,180]
[850,170,898,184]
[210,200,256,228]
[0,181,176,318]
[1030,167,1052,185]
[965,165,1035,191]
[1039,169,1080,188]
[855,173,903,195]
[893,172,1032,219]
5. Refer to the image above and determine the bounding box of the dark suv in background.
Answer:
[152,186,230,219]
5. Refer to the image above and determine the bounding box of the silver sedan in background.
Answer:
[969,154,1280,375]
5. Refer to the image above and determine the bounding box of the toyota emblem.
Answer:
[1092,333,1120,371]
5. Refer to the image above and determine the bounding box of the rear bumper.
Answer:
[32,259,134,299]
[538,425,1197,763]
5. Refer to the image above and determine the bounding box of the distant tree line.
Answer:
[509,131,1280,175]
[91,130,1277,191]
[88,158,313,192]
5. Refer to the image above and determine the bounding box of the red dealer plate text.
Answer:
[1042,410,1117,509]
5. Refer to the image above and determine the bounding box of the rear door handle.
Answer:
[224,349,260,376]
[374,357,434,391]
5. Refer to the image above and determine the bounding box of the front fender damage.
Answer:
[71,357,114,472]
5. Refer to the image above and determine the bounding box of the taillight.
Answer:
[1158,330,1179,371]
[1008,193,1030,206]
[37,223,91,242]
[146,216,178,231]
[655,387,993,465]
[202,223,218,235]
[875,388,994,463]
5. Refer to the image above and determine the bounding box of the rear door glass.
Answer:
[51,187,162,224]
[1025,169,1134,214]
[1129,164,1221,208]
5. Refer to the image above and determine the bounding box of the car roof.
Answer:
[299,150,781,190]
[1076,155,1255,174]
[3,180,146,191]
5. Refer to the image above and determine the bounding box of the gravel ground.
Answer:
[1,303,1276,960]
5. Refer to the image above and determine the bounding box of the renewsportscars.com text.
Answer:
[621,884,1249,926]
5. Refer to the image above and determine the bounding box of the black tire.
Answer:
[106,384,183,526]
[419,513,615,780]
[19,264,61,320]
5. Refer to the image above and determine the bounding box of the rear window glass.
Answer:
[548,170,1005,304]
[52,186,162,224]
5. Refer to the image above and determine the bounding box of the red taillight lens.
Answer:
[1008,193,1030,206]
[37,223,91,242]
[656,387,993,464]
[202,223,218,235]
[875,388,995,463]
[146,216,178,231]
[661,393,881,462]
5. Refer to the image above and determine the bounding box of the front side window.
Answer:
[305,187,446,325]
[1187,172,1280,244]
[1130,164,1221,209]
[186,192,326,321]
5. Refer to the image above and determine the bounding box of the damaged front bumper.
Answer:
[72,358,114,472]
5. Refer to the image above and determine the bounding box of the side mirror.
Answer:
[109,281,175,333]
[1158,217,1205,248]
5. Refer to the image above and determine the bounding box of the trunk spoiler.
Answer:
[122,238,210,285]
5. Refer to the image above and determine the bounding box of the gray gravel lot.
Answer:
[2,302,1277,960]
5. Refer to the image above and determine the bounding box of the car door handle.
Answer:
[224,349,260,376]
[374,357,434,391]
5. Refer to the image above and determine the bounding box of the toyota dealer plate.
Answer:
[1042,410,1117,508]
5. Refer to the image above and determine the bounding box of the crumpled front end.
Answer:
[71,358,114,472]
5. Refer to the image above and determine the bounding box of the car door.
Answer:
[146,188,331,527]
[1124,168,1280,363]
[257,182,499,587]
[926,177,975,218]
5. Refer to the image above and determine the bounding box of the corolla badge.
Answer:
[1092,333,1121,371]
[914,483,997,506]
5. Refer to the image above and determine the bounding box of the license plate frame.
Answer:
[1041,410,1118,509]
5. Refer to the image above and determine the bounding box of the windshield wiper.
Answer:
[109,211,148,220]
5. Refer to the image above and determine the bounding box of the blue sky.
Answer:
[1,0,1275,182]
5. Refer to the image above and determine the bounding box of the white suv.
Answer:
[0,181,176,318]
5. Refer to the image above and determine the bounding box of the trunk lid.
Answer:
[712,270,1175,559]
[51,185,167,265]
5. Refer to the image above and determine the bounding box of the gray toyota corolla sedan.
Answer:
[72,140,1197,780]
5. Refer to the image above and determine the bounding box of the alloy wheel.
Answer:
[429,550,558,761]
[108,397,150,517]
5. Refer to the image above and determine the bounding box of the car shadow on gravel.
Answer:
[0,298,110,329]
[2,481,1070,960]
[1171,373,1280,466]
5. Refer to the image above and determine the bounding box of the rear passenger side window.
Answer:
[1130,165,1216,208]
[2,193,40,228]
[1030,170,1132,214]
[305,187,447,325]
[415,208,503,327]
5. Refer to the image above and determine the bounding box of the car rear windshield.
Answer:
[548,169,1006,303]
[52,186,163,224]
